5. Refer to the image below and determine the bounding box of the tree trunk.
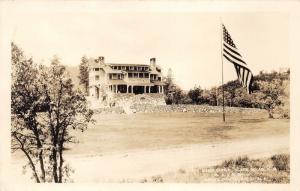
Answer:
[23,149,40,183]
[85,84,89,96]
[58,143,64,183]
[14,134,40,183]
[268,109,274,118]
[38,149,46,182]
[52,147,59,182]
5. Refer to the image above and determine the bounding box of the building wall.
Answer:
[88,57,166,108]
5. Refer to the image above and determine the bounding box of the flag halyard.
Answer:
[222,24,254,94]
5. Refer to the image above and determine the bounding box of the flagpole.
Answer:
[220,19,225,122]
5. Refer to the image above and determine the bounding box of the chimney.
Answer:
[98,56,105,63]
[150,57,156,68]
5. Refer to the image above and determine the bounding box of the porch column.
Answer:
[144,86,146,94]
[159,86,161,93]
[127,85,129,93]
[162,86,164,94]
[131,85,133,94]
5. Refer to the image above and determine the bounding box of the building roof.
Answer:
[122,70,150,73]
[108,63,150,67]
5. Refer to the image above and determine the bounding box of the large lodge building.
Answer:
[89,57,165,105]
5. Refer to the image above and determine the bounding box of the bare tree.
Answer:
[11,43,93,183]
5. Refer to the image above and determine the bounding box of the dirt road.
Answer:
[11,134,288,182]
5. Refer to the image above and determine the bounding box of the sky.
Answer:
[8,6,289,90]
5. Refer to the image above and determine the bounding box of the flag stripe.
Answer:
[223,47,246,65]
[241,67,245,85]
[223,53,251,87]
[223,53,249,71]
[223,43,241,57]
[244,70,249,86]
[223,47,248,68]
[222,24,254,94]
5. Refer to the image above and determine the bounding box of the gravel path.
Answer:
[10,134,288,182]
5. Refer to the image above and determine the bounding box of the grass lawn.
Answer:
[145,154,290,183]
[66,112,289,156]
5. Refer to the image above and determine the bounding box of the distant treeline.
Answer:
[164,69,290,118]
[73,56,289,118]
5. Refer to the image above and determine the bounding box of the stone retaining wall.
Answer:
[113,93,166,107]
[131,104,267,114]
[93,104,267,115]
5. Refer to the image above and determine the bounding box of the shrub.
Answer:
[151,175,164,183]
[271,154,290,171]
[220,156,250,169]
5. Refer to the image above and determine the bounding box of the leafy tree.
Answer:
[252,79,285,118]
[232,87,253,108]
[11,43,93,183]
[164,68,174,96]
[165,84,185,105]
[187,85,202,104]
[164,68,185,104]
[11,42,46,182]
[222,80,241,107]
[207,87,218,106]
[78,56,89,95]
[180,95,193,104]
[198,89,210,105]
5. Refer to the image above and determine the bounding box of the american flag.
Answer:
[222,24,254,94]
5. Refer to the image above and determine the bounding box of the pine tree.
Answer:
[78,56,89,95]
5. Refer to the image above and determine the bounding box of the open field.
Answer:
[65,112,288,156]
[11,112,289,182]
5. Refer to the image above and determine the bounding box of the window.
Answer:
[158,77,161,81]
[139,73,143,78]
[95,68,99,71]
[134,73,138,78]
[145,73,149,78]
[128,73,133,78]
[95,75,100,80]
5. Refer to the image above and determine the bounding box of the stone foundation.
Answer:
[92,103,268,116]
[88,93,166,112]
[131,104,267,114]
[89,94,267,115]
